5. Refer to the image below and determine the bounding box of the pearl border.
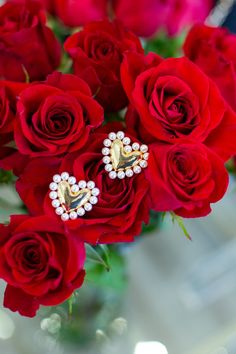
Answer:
[49,173,100,221]
[102,131,149,179]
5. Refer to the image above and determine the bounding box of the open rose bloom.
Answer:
[0,0,236,321]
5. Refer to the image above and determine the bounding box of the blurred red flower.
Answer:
[0,0,61,81]
[184,24,236,111]
[17,0,213,37]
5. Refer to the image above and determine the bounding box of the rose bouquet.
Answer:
[0,0,236,323]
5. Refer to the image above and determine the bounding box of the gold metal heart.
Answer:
[110,139,142,170]
[57,181,91,212]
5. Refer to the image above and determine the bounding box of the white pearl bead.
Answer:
[123,137,131,145]
[61,213,69,221]
[90,196,98,205]
[103,156,111,164]
[132,142,140,151]
[52,199,60,208]
[71,184,79,193]
[105,164,113,172]
[92,188,100,196]
[49,182,58,191]
[61,172,69,180]
[87,181,95,189]
[53,174,61,183]
[103,138,112,147]
[117,131,125,140]
[109,171,117,179]
[140,144,148,153]
[118,171,125,179]
[49,191,58,200]
[133,166,141,174]
[84,203,92,211]
[56,207,64,215]
[140,160,148,168]
[124,145,132,153]
[143,153,149,160]
[126,169,133,177]
[68,176,76,185]
[70,211,77,220]
[108,132,116,140]
[77,207,85,216]
[102,147,110,156]
[78,180,87,189]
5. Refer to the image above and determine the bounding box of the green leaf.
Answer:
[144,30,187,58]
[104,111,125,123]
[85,244,111,272]
[142,210,161,234]
[58,52,72,74]
[226,158,235,174]
[161,211,167,222]
[85,246,127,292]
[99,245,110,269]
[0,169,14,184]
[47,15,72,43]
[170,211,192,241]
[68,296,73,318]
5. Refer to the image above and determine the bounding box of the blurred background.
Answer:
[1,0,236,354]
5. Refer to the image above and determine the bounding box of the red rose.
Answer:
[0,0,61,82]
[0,81,28,168]
[55,0,107,27]
[0,215,86,317]
[164,0,213,36]
[184,24,236,111]
[122,55,236,161]
[147,143,228,217]
[0,81,28,135]
[14,72,104,157]
[112,0,168,38]
[64,20,143,112]
[16,125,150,244]
[113,0,212,37]
[17,156,62,215]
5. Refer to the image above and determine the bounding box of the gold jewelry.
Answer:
[102,131,149,179]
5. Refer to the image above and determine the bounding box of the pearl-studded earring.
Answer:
[49,172,100,221]
[102,131,149,179]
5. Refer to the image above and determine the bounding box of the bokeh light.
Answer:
[134,341,168,354]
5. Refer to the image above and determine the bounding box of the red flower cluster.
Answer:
[0,1,235,317]
[112,0,213,37]
[122,53,236,217]
[8,0,213,37]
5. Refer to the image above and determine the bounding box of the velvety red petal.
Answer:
[4,285,40,318]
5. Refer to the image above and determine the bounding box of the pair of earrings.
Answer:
[49,131,149,221]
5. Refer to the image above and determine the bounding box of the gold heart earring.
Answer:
[102,131,149,179]
[49,173,100,221]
